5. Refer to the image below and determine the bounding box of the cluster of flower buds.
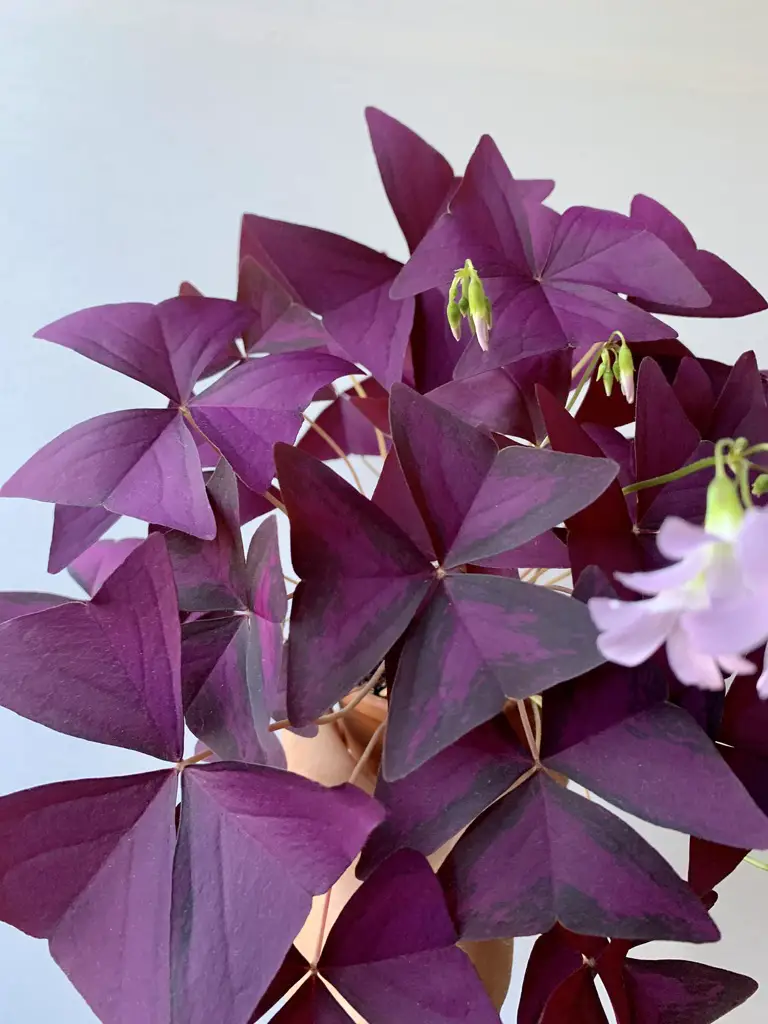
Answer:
[446,259,493,350]
[596,331,636,402]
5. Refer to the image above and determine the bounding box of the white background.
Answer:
[1,1,767,1020]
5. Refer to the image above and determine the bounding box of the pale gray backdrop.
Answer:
[1,1,767,1020]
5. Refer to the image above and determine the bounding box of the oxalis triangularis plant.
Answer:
[0,108,767,1024]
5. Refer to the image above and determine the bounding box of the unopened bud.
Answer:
[467,274,492,351]
[705,472,744,540]
[473,312,490,351]
[753,474,768,497]
[458,295,469,316]
[447,301,462,341]
[617,339,635,404]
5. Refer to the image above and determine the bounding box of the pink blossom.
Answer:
[588,510,768,692]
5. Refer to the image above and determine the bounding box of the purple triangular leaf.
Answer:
[384,573,604,779]
[439,772,718,943]
[188,351,357,494]
[0,534,183,760]
[372,448,436,558]
[358,713,530,878]
[246,514,287,622]
[240,215,414,387]
[709,351,765,439]
[629,194,767,318]
[181,615,285,766]
[392,136,707,364]
[0,591,72,625]
[165,460,249,612]
[248,945,310,1022]
[471,529,569,572]
[365,107,455,253]
[67,537,144,595]
[35,297,255,403]
[672,356,715,434]
[320,850,502,1024]
[298,388,384,460]
[238,256,333,357]
[276,443,432,723]
[543,697,768,849]
[48,503,121,574]
[1,408,215,538]
[0,770,177,1024]
[623,957,758,1022]
[171,763,383,1024]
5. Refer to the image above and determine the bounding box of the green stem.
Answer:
[566,344,606,413]
[622,456,716,495]
[745,855,768,872]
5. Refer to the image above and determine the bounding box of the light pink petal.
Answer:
[703,545,746,603]
[683,594,768,656]
[666,627,725,691]
[736,508,768,593]
[716,654,757,676]
[589,597,676,666]
[614,546,710,597]
[656,516,714,560]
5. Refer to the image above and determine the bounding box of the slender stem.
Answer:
[348,719,386,785]
[284,574,299,586]
[177,748,213,769]
[565,343,606,414]
[745,856,768,872]
[570,341,603,380]
[543,569,571,589]
[622,456,716,495]
[264,491,287,515]
[311,889,333,969]
[532,700,542,753]
[516,699,539,761]
[269,663,386,733]
[303,413,364,493]
[349,375,388,460]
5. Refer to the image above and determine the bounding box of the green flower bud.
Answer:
[705,472,744,540]
[752,474,768,497]
[458,296,470,316]
[617,339,635,404]
[446,301,462,341]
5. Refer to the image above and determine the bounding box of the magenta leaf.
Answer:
[358,713,530,878]
[240,215,415,388]
[391,136,709,365]
[365,106,456,253]
[622,958,758,1022]
[67,537,144,595]
[385,573,604,779]
[188,350,357,493]
[439,772,718,943]
[0,534,183,761]
[298,381,388,460]
[629,194,767,318]
[316,851,502,1024]
[48,503,121,573]
[171,762,383,1024]
[1,408,216,538]
[0,591,72,624]
[276,443,433,723]
[238,256,333,356]
[0,770,177,1024]
[168,464,286,764]
[34,296,254,403]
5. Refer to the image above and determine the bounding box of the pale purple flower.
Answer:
[589,510,768,692]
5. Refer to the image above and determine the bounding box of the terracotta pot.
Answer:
[279,692,515,1014]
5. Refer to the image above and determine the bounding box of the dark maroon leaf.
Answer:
[0,534,183,760]
[439,772,718,943]
[672,356,715,434]
[372,448,436,558]
[268,976,351,1022]
[249,945,310,1022]
[518,926,585,1024]
[0,770,177,1024]
[48,503,121,574]
[384,573,604,779]
[358,713,529,878]
[298,386,384,460]
[171,762,383,1024]
[622,957,758,1022]
[319,850,502,1024]
[721,670,768,756]
[688,838,748,896]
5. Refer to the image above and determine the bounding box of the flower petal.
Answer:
[656,516,714,560]
[683,594,768,657]
[589,597,676,666]
[614,546,710,597]
[736,508,768,593]
[717,654,757,676]
[666,627,725,691]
